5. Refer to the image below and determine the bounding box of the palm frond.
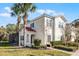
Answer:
[30,4,36,12]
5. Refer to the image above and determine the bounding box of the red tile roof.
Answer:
[26,27,36,32]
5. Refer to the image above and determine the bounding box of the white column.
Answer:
[19,32,21,47]
[44,30,47,45]
[24,31,26,47]
[29,34,31,47]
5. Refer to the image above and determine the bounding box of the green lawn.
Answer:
[0,46,71,56]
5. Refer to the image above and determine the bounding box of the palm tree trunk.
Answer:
[23,14,27,46]
[23,15,27,27]
[16,16,21,46]
[16,16,21,32]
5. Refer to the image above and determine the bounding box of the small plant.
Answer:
[34,39,41,49]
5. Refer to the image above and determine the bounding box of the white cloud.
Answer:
[4,7,12,12]
[0,13,11,17]
[0,7,12,17]
[36,9,45,14]
[36,9,64,16]
[28,9,65,20]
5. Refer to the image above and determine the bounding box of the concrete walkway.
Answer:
[47,47,73,55]
[53,48,73,55]
[72,50,79,56]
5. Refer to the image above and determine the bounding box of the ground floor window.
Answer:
[26,34,29,42]
[61,35,63,41]
[20,36,24,40]
[47,35,51,42]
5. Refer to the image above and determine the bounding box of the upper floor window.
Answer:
[47,35,51,42]
[30,23,34,28]
[47,19,52,27]
[59,22,63,28]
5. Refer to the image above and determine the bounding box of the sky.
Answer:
[0,3,79,27]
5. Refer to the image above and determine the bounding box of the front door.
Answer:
[31,35,35,45]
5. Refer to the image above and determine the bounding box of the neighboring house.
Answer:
[65,23,76,42]
[70,19,79,42]
[70,25,76,42]
[19,14,66,47]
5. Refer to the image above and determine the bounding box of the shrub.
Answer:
[2,38,8,41]
[34,39,41,48]
[54,45,77,52]
[0,41,10,46]
[67,42,77,47]
[50,41,63,46]
[40,45,46,49]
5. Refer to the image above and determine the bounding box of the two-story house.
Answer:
[19,14,66,47]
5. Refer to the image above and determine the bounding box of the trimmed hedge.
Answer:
[67,42,77,47]
[50,41,78,47]
[54,45,77,52]
[50,41,63,46]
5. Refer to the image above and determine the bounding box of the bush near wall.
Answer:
[50,41,77,51]
[67,42,77,47]
[50,41,77,47]
[0,41,10,46]
[54,45,77,52]
[50,41,63,46]
[33,39,41,49]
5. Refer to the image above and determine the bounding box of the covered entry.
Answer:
[19,27,36,47]
[31,34,35,46]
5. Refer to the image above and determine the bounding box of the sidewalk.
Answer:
[72,50,79,56]
[46,47,73,55]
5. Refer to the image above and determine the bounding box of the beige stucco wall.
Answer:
[19,28,35,47]
[54,17,66,41]
[19,15,66,47]
[30,17,45,45]
[44,17,53,44]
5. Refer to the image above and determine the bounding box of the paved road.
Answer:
[72,50,79,56]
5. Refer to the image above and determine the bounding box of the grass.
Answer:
[0,46,71,56]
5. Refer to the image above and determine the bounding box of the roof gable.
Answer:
[30,13,54,22]
[26,27,36,32]
[54,15,67,22]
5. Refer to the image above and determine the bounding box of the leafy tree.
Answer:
[0,26,8,41]
[6,24,16,34]
[64,24,71,46]
[75,29,79,49]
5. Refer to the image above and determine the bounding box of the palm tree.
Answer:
[11,3,36,31]
[11,4,22,45]
[20,3,36,27]
[11,3,36,46]
[20,3,36,46]
[11,4,22,32]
